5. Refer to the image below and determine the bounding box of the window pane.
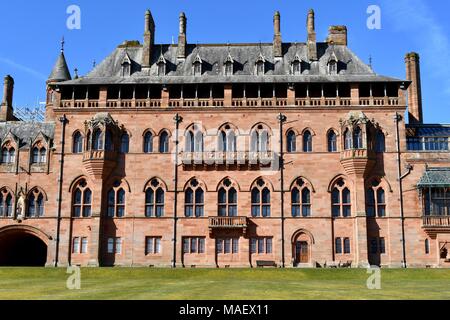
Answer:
[156,188,164,204]
[266,238,273,254]
[185,205,193,217]
[302,205,311,217]
[156,205,164,217]
[117,189,126,205]
[82,206,91,218]
[232,239,239,254]
[224,239,231,254]
[185,189,193,204]
[367,189,375,206]
[262,205,271,217]
[218,205,227,217]
[107,238,114,253]
[191,238,197,253]
[73,206,81,218]
[332,189,340,205]
[84,189,92,205]
[216,239,223,254]
[332,205,340,218]
[262,188,271,204]
[146,238,154,254]
[251,188,260,204]
[198,238,205,254]
[146,189,154,204]
[292,189,300,204]
[115,238,122,254]
[292,205,300,217]
[120,134,129,153]
[73,238,80,253]
[81,238,88,254]
[195,189,204,204]
[302,188,310,204]
[218,188,226,204]
[228,188,237,204]
[117,206,125,218]
[195,206,204,217]
[250,239,257,254]
[377,189,385,204]
[228,205,237,217]
[144,133,153,153]
[342,188,351,204]
[335,238,342,254]
[258,238,264,254]
[107,190,115,205]
[252,205,260,217]
[183,238,189,253]
[344,238,351,254]
[343,205,351,217]
[146,205,154,217]
[74,189,82,205]
[379,238,386,254]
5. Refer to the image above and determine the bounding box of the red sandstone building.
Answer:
[0,9,449,268]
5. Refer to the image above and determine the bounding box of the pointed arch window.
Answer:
[26,189,45,218]
[219,127,237,152]
[376,131,386,153]
[185,126,203,153]
[0,189,14,217]
[159,131,170,153]
[344,129,352,150]
[353,127,363,149]
[303,131,313,152]
[251,126,270,152]
[144,132,153,153]
[367,180,386,217]
[225,61,233,76]
[287,130,297,153]
[185,179,204,218]
[293,60,301,75]
[92,129,103,151]
[120,133,130,154]
[1,146,15,164]
[291,178,311,217]
[256,57,265,76]
[328,131,337,152]
[328,60,337,75]
[331,179,351,218]
[251,179,271,217]
[107,184,126,218]
[105,130,113,151]
[73,132,83,154]
[145,179,165,217]
[218,179,238,217]
[72,179,92,218]
[157,61,166,76]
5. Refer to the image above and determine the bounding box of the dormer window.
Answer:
[121,52,132,77]
[224,53,234,76]
[193,54,203,76]
[157,54,166,76]
[328,60,337,75]
[255,53,266,76]
[292,55,302,75]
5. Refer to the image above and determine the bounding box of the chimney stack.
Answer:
[327,26,348,46]
[405,52,423,124]
[0,75,14,122]
[177,12,187,60]
[273,11,282,58]
[307,9,317,61]
[142,10,155,69]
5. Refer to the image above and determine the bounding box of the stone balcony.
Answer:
[209,216,248,235]
[181,151,277,169]
[59,95,403,109]
[82,150,118,180]
[422,216,450,235]
[340,148,376,177]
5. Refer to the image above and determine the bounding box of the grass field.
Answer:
[0,268,449,300]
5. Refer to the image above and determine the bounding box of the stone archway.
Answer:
[291,229,315,267]
[0,225,50,266]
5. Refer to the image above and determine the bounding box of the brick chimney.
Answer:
[405,52,423,124]
[0,75,14,122]
[327,26,348,46]
[307,9,317,61]
[142,10,155,69]
[177,12,187,60]
[273,11,282,59]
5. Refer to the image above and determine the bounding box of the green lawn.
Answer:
[0,268,449,300]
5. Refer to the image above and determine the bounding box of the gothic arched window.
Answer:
[366,179,386,217]
[331,178,351,218]
[287,130,297,153]
[92,129,103,151]
[32,146,47,164]
[218,178,238,217]
[159,131,170,153]
[0,188,14,217]
[120,133,130,154]
[185,179,204,218]
[251,179,271,217]
[1,147,15,164]
[73,132,83,154]
[107,183,126,218]
[353,127,363,149]
[144,132,153,153]
[291,178,312,217]
[145,179,165,217]
[26,189,45,218]
[376,131,386,153]
[328,131,337,152]
[72,179,92,218]
[344,129,352,150]
[303,131,313,152]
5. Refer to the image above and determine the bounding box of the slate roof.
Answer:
[0,122,55,148]
[418,168,450,188]
[406,125,450,137]
[49,52,72,82]
[60,42,404,85]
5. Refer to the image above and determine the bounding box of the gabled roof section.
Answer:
[0,122,55,148]
[48,52,71,82]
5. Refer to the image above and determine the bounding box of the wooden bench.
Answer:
[256,260,277,268]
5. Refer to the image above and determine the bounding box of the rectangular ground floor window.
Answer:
[72,237,88,254]
[145,237,162,255]
[250,237,273,254]
[216,238,239,254]
[183,237,206,254]
[369,237,386,254]
[335,237,351,254]
[107,237,122,254]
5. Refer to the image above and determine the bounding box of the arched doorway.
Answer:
[0,226,49,266]
[292,229,314,266]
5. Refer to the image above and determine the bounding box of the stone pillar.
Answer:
[350,83,359,106]
[224,84,232,107]
[99,86,108,108]
[287,85,295,106]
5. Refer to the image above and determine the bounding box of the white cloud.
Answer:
[382,0,450,94]
[0,56,47,81]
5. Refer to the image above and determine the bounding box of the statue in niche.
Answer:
[16,188,26,222]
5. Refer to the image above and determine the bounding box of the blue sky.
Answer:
[0,0,449,124]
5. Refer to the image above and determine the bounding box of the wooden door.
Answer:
[296,241,309,264]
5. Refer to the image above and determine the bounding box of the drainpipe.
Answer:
[394,113,407,268]
[55,114,67,267]
[277,113,287,268]
[172,114,183,268]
